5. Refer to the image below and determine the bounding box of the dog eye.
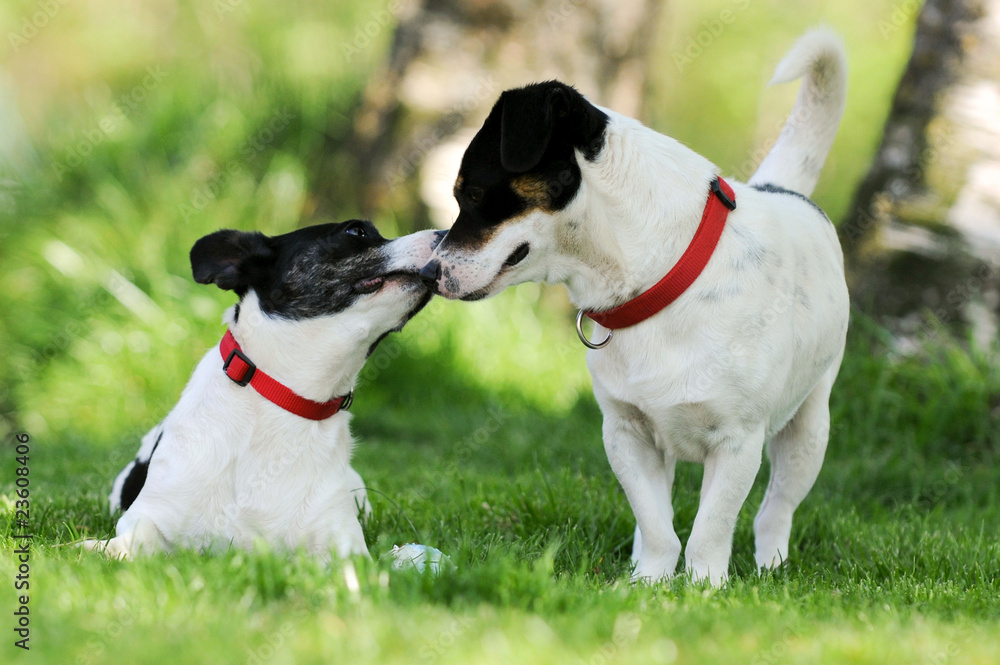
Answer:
[466,187,484,204]
[344,224,368,238]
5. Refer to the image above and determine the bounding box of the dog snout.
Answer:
[419,259,442,289]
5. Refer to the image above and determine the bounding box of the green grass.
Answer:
[3,0,1000,663]
[2,310,999,664]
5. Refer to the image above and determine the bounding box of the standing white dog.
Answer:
[418,29,848,585]
[83,222,440,560]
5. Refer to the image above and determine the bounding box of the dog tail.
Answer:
[748,28,847,197]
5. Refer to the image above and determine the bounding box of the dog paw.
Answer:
[76,539,105,552]
[630,556,680,585]
[77,537,133,560]
[104,538,135,560]
[686,563,729,587]
[754,548,788,571]
[630,570,671,586]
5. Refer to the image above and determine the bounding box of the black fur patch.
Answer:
[440,81,609,250]
[751,183,830,222]
[190,221,395,320]
[119,430,163,512]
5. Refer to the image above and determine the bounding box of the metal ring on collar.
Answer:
[576,310,613,349]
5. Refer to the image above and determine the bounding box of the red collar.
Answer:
[219,329,353,421]
[585,177,736,330]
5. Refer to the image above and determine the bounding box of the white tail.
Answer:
[749,28,847,197]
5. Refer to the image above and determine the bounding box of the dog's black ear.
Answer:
[190,230,275,292]
[500,86,557,173]
[500,82,608,172]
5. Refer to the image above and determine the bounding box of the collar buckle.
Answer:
[222,347,256,386]
[710,177,737,210]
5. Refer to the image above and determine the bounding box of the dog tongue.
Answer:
[354,276,384,294]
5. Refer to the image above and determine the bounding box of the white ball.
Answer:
[385,543,450,574]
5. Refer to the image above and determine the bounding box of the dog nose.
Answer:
[419,260,442,287]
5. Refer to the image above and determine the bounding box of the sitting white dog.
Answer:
[419,30,849,585]
[83,222,440,560]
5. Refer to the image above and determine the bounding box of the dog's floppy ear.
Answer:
[190,230,275,292]
[500,86,557,173]
[500,82,608,172]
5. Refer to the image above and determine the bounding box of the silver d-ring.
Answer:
[576,310,613,349]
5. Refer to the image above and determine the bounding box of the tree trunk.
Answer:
[307,0,662,231]
[842,0,1000,345]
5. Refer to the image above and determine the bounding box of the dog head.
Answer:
[420,81,609,300]
[190,222,441,353]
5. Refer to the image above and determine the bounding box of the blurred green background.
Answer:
[0,0,917,451]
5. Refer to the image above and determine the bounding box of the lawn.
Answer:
[1,304,999,664]
[2,0,999,663]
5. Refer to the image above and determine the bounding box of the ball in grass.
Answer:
[385,544,450,574]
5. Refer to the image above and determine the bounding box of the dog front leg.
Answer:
[603,415,681,583]
[79,516,168,560]
[685,427,765,586]
[630,449,677,567]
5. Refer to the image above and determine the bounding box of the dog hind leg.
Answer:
[753,370,835,570]
[685,426,765,586]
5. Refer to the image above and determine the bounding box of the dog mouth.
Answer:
[504,243,529,267]
[353,270,423,295]
[455,243,530,301]
[459,289,490,302]
[366,289,434,357]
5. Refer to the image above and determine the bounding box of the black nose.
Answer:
[419,260,442,287]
